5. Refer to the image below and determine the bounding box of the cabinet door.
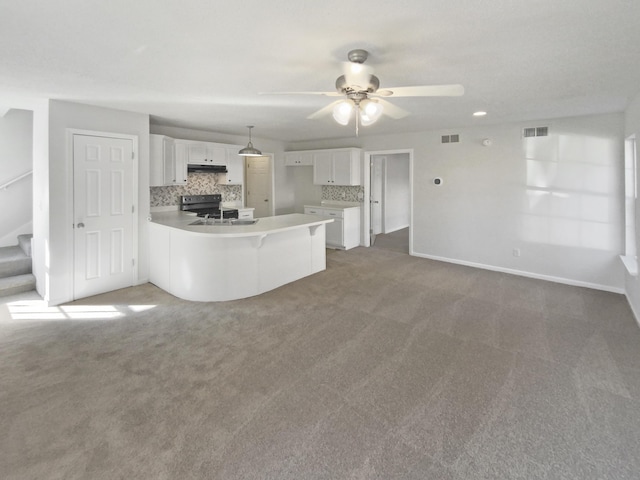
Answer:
[162,137,176,184]
[332,150,357,185]
[284,152,299,166]
[187,143,207,164]
[225,151,244,184]
[207,144,227,164]
[285,152,314,166]
[313,152,334,184]
[174,142,188,185]
[325,218,344,247]
[299,152,314,166]
[149,134,166,186]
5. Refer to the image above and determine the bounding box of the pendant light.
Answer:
[238,125,262,156]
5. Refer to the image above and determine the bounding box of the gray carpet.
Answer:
[372,227,410,253]
[1,247,639,479]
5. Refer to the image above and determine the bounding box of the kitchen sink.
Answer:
[189,219,259,226]
[230,219,259,225]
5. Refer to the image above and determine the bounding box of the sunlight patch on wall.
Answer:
[519,133,620,252]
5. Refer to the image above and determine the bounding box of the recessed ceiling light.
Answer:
[473,111,487,117]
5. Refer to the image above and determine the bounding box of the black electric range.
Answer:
[179,194,239,219]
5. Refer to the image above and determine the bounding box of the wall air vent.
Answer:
[442,134,460,144]
[523,126,549,138]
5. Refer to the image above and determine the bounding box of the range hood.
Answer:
[187,164,228,173]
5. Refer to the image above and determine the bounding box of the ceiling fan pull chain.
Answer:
[355,106,360,137]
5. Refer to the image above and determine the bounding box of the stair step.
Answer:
[0,246,32,278]
[17,233,33,257]
[0,273,36,298]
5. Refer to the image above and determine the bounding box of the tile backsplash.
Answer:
[150,173,242,207]
[321,185,364,203]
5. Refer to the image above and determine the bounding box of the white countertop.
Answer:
[304,201,361,210]
[150,211,332,237]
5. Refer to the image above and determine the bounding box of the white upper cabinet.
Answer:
[303,148,361,185]
[313,151,334,184]
[187,142,226,165]
[150,134,187,186]
[151,135,247,186]
[284,151,314,166]
[174,142,189,185]
[224,147,245,184]
[332,150,357,185]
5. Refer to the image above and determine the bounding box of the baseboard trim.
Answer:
[623,287,640,328]
[384,224,409,234]
[410,251,624,294]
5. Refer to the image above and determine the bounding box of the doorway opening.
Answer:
[365,150,412,253]
[244,154,274,218]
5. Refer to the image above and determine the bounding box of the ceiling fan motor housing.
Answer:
[335,74,380,95]
[347,49,369,64]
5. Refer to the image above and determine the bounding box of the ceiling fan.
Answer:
[262,49,464,135]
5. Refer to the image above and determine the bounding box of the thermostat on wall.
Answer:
[433,177,443,186]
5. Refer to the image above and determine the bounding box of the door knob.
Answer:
[77,222,85,228]
[264,199,268,202]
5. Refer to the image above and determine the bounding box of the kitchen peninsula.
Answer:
[149,211,333,301]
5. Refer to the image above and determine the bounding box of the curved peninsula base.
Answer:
[149,213,330,302]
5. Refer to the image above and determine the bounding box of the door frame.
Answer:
[66,129,139,300]
[363,149,413,251]
[244,152,275,217]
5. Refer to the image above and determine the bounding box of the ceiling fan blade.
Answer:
[375,84,465,97]
[372,89,393,97]
[341,62,374,90]
[376,99,410,119]
[307,100,342,120]
[259,91,342,96]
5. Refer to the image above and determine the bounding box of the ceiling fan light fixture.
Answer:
[332,100,353,126]
[238,125,262,156]
[359,99,384,126]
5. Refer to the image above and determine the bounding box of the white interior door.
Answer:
[245,155,272,218]
[370,156,384,245]
[73,134,135,299]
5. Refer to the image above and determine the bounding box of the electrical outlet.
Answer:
[512,248,521,257]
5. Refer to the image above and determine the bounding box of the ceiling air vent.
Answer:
[523,126,549,138]
[442,134,460,143]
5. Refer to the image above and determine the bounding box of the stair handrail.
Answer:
[0,170,32,190]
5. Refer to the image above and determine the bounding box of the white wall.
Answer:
[289,112,625,292]
[46,101,150,305]
[383,153,410,233]
[624,92,640,320]
[0,109,33,246]
[292,167,321,212]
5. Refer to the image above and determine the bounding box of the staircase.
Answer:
[0,234,36,297]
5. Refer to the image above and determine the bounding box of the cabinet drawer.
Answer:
[238,211,253,219]
[323,209,344,219]
[304,207,323,215]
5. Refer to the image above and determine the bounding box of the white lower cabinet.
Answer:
[237,208,254,219]
[304,205,360,250]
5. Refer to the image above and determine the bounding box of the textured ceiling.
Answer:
[1,0,640,142]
